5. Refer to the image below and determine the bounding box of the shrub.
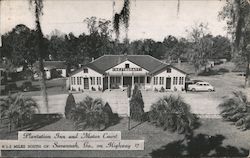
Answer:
[72,96,116,130]
[0,93,39,128]
[65,93,76,120]
[159,87,165,92]
[149,95,198,135]
[218,68,229,73]
[198,69,218,76]
[154,88,158,92]
[130,85,145,121]
[218,91,250,130]
[91,87,96,91]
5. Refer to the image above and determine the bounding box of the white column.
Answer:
[108,75,111,90]
[132,73,134,89]
[121,73,123,89]
[144,75,147,89]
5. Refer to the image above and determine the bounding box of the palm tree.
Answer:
[0,93,39,128]
[149,95,197,135]
[28,0,49,112]
[72,96,113,130]
[218,91,250,130]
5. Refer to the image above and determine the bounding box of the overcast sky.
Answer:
[1,0,227,41]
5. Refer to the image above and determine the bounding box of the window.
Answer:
[173,77,178,85]
[90,77,95,85]
[73,77,76,85]
[167,68,171,73]
[83,68,88,73]
[79,77,82,85]
[179,77,184,85]
[97,77,101,85]
[159,77,164,85]
[153,77,158,85]
[125,64,130,68]
[77,77,79,85]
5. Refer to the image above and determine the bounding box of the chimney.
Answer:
[92,57,94,62]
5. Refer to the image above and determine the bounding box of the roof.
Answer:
[70,55,187,76]
[150,64,187,75]
[34,61,67,69]
[87,55,167,74]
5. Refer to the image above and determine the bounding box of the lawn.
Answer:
[1,117,249,157]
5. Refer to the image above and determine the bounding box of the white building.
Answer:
[34,61,67,79]
[69,55,186,91]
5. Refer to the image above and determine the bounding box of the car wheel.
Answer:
[192,88,196,92]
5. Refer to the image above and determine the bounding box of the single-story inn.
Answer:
[69,55,186,91]
[33,61,67,79]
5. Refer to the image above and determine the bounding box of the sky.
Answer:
[1,0,228,41]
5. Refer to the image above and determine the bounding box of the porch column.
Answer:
[108,75,111,90]
[121,72,123,88]
[144,75,147,89]
[132,72,134,89]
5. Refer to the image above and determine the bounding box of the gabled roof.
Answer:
[34,61,67,69]
[86,55,167,74]
[150,64,187,75]
[70,55,187,76]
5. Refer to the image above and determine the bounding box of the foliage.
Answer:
[198,68,219,76]
[28,0,49,112]
[113,0,130,39]
[0,93,39,128]
[218,91,250,130]
[219,0,250,87]
[129,85,145,121]
[187,23,214,74]
[64,93,76,120]
[71,96,116,130]
[149,95,198,135]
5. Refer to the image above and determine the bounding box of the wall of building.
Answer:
[106,60,148,76]
[151,67,186,91]
[70,67,103,91]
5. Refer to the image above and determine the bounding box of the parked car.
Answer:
[188,81,215,92]
[185,80,203,91]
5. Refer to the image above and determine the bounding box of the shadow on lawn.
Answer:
[22,113,62,131]
[150,133,249,157]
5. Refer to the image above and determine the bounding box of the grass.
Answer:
[1,117,249,157]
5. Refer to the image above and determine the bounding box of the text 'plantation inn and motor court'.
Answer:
[68,55,186,91]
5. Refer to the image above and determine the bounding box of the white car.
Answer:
[188,81,215,92]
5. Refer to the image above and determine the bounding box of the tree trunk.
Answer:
[245,50,250,88]
[35,5,49,113]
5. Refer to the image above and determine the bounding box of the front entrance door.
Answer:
[83,78,89,89]
[166,77,171,89]
[123,77,132,87]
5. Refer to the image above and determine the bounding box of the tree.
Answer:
[113,0,130,40]
[211,35,231,61]
[129,84,145,121]
[28,0,49,112]
[65,93,76,120]
[71,96,115,130]
[1,24,39,69]
[149,95,198,135]
[0,93,39,128]
[219,0,250,87]
[187,23,213,74]
[218,91,250,130]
